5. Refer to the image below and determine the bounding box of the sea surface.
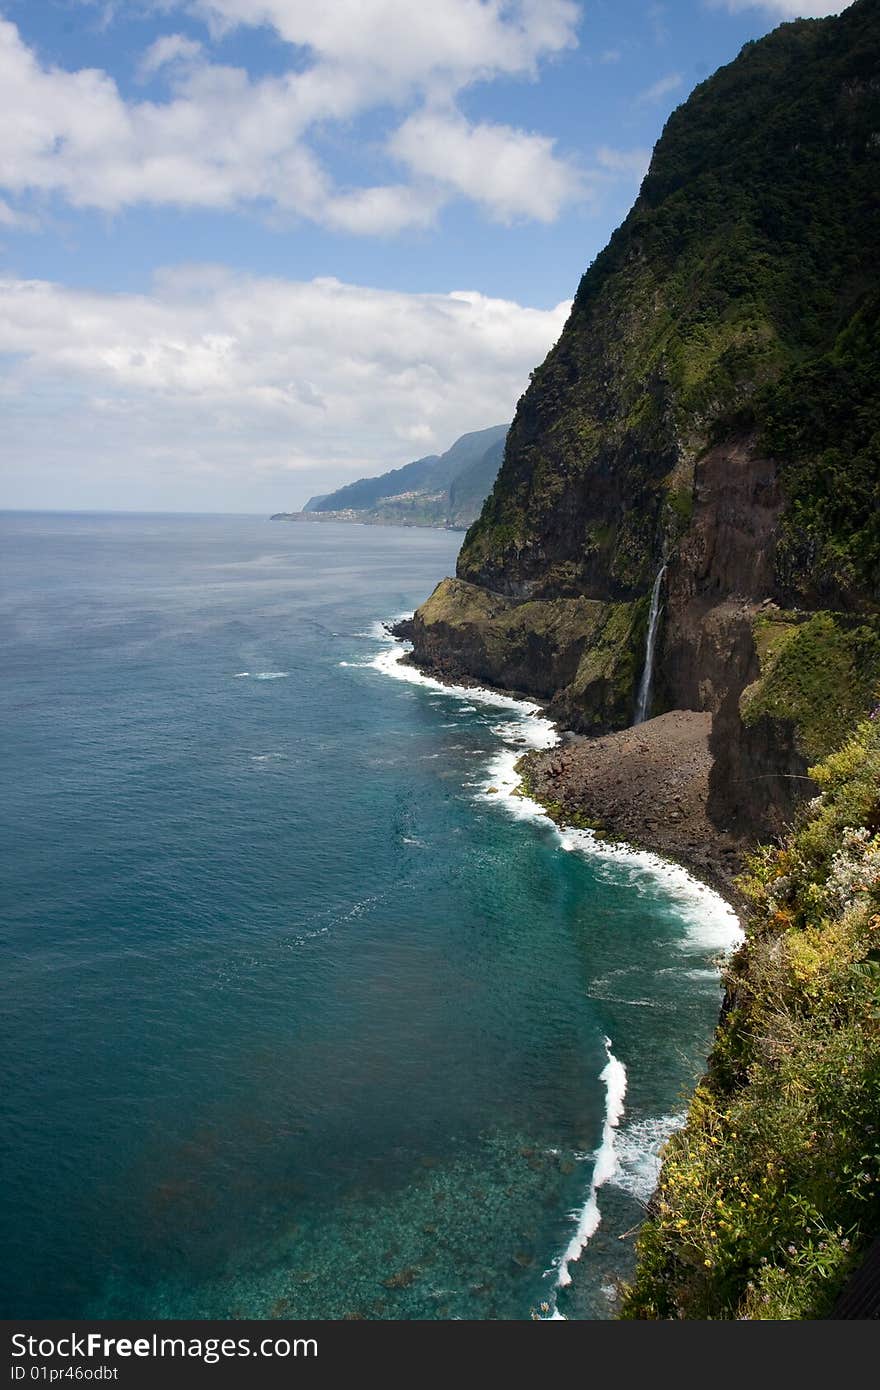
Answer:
[0,512,740,1320]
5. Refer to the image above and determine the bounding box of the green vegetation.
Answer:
[514,758,607,833]
[300,425,507,529]
[741,610,880,761]
[413,578,644,732]
[565,597,648,730]
[622,716,880,1319]
[763,292,880,602]
[459,0,880,599]
[403,3,880,1320]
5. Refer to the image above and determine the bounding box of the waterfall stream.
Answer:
[633,565,666,725]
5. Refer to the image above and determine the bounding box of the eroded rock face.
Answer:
[408,2,880,843]
[657,437,811,836]
[408,578,644,733]
[661,438,783,712]
[410,434,806,829]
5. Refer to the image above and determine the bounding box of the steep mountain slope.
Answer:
[622,716,880,1320]
[278,424,508,528]
[408,0,880,837]
[447,436,506,528]
[309,451,441,513]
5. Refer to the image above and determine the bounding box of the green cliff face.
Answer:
[411,0,880,752]
[411,577,645,733]
[622,717,880,1320]
[460,0,879,604]
[302,425,508,529]
[405,3,880,1320]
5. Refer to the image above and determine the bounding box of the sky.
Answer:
[0,0,855,513]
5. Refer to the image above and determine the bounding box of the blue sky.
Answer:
[0,0,854,511]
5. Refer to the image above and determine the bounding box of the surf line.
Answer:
[347,615,740,1305]
[351,618,741,960]
[557,1037,627,1289]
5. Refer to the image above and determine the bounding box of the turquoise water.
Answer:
[0,512,737,1320]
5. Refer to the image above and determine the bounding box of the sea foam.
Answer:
[478,732,742,957]
[556,1037,628,1288]
[556,1039,625,1284]
[354,620,743,962]
[351,614,744,1293]
[611,1112,686,1205]
[540,1039,629,1319]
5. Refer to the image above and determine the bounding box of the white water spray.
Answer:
[556,1037,628,1289]
[633,565,666,725]
[349,611,743,1317]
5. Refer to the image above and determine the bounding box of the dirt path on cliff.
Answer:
[524,710,747,900]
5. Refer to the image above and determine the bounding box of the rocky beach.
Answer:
[393,610,746,900]
[517,713,747,901]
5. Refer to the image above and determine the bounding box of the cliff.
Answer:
[271,425,508,529]
[621,716,880,1319]
[403,1,880,1319]
[408,0,880,841]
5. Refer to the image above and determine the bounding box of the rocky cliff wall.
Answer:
[408,0,880,841]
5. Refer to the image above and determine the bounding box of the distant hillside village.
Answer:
[271,424,508,530]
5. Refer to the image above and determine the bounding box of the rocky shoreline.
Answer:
[516,712,749,905]
[391,622,749,905]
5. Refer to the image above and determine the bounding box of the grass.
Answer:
[621,714,880,1319]
[740,611,880,761]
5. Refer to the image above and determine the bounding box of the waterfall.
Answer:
[633,564,666,725]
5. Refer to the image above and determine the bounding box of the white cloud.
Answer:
[599,48,621,63]
[138,34,204,79]
[595,145,651,180]
[189,0,580,89]
[0,4,584,232]
[389,110,583,223]
[638,72,683,103]
[712,1,853,15]
[0,268,570,508]
[0,20,370,222]
[320,184,444,236]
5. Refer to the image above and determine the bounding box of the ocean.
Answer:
[0,512,740,1320]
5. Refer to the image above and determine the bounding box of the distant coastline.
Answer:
[272,425,508,532]
[270,509,467,531]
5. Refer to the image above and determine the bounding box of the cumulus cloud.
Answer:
[389,111,583,222]
[137,33,205,79]
[0,3,585,231]
[189,0,580,90]
[0,269,570,508]
[0,197,39,230]
[320,184,444,236]
[0,19,373,221]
